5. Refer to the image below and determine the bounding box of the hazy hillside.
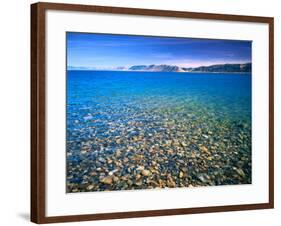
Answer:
[129,63,251,73]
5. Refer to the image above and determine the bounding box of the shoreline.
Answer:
[67,69,252,74]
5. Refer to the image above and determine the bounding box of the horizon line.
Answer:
[67,62,252,71]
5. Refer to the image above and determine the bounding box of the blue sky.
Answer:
[67,32,252,69]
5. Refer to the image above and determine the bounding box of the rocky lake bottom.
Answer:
[66,71,252,193]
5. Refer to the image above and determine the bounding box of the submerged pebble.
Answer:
[100,176,113,185]
[141,170,151,177]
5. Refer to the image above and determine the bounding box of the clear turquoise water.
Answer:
[66,71,251,192]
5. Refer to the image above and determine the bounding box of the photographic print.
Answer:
[66,32,252,193]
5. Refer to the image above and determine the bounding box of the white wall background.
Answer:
[0,0,279,225]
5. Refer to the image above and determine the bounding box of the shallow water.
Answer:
[66,70,252,192]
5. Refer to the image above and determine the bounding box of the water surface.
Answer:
[66,71,252,192]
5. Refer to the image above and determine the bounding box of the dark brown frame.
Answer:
[31,2,274,224]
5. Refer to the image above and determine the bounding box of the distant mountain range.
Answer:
[184,63,251,73]
[129,64,185,72]
[68,63,252,73]
[129,63,251,73]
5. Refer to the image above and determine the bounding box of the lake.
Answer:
[66,70,252,192]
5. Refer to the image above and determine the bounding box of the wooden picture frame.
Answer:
[31,2,274,223]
